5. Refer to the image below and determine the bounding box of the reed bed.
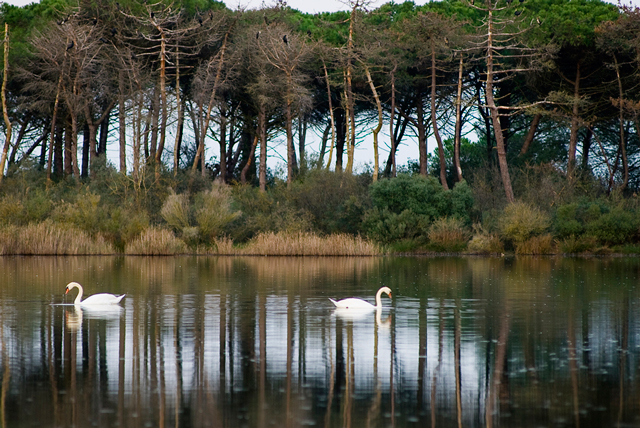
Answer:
[235,232,382,256]
[0,222,114,255]
[515,234,554,255]
[124,227,187,255]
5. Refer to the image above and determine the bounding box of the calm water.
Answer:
[0,255,639,428]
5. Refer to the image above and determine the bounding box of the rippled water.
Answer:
[0,255,639,427]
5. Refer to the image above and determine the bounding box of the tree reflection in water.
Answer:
[0,256,639,427]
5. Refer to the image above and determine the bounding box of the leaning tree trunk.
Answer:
[0,24,11,184]
[363,63,381,182]
[453,54,464,183]
[485,10,515,203]
[568,61,581,178]
[431,41,449,190]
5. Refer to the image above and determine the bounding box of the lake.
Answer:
[0,255,639,428]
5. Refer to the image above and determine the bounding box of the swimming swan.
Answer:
[65,282,125,306]
[329,286,392,310]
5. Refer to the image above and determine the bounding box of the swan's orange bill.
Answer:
[65,288,69,294]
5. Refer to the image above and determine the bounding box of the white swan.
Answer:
[65,282,125,306]
[329,286,392,310]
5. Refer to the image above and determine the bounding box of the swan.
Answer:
[329,286,392,310]
[65,282,125,306]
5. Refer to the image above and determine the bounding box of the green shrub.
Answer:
[287,169,371,234]
[428,217,470,252]
[554,203,584,238]
[50,192,106,236]
[586,207,638,245]
[499,202,550,243]
[362,208,430,244]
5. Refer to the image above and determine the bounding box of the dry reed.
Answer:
[515,234,554,255]
[235,232,381,256]
[124,227,187,255]
[0,222,114,255]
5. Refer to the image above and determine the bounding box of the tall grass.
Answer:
[0,222,114,255]
[237,232,382,256]
[428,217,470,252]
[124,227,187,255]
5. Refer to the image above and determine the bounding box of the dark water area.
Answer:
[0,255,639,427]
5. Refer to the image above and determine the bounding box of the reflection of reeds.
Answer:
[0,222,114,255]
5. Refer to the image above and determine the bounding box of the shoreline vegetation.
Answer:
[1,169,639,257]
[1,1,640,256]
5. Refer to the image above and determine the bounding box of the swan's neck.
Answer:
[375,289,383,308]
[73,285,83,305]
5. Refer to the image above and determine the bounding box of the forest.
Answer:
[0,0,638,255]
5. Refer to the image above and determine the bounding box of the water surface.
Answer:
[0,255,639,428]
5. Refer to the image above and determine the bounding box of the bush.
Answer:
[194,183,242,240]
[362,208,430,244]
[467,224,504,254]
[515,234,554,255]
[554,203,584,238]
[124,227,187,255]
[586,207,638,245]
[499,202,550,243]
[428,217,470,252]
[363,175,474,243]
[0,196,23,225]
[160,193,191,232]
[558,235,599,254]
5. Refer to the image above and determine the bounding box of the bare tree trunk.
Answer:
[431,41,449,190]
[345,4,357,174]
[363,64,381,182]
[416,100,428,176]
[485,10,515,203]
[613,54,628,190]
[173,45,183,176]
[286,91,295,186]
[568,61,581,178]
[241,134,258,184]
[453,54,464,182]
[47,71,64,184]
[298,114,307,173]
[323,61,336,170]
[218,108,227,183]
[389,64,397,178]
[259,108,267,192]
[0,24,10,183]
[149,85,159,162]
[192,28,231,175]
[118,70,127,173]
[519,114,541,156]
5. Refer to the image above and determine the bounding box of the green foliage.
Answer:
[585,207,638,245]
[363,175,474,243]
[499,201,551,243]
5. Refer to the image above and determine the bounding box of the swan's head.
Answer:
[379,286,392,299]
[65,282,81,295]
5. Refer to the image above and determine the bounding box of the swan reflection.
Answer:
[65,305,124,330]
